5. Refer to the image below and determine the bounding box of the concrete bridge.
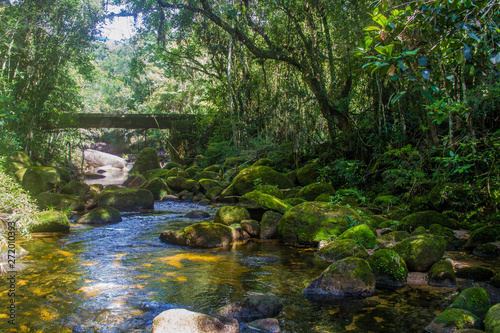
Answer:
[61,113,204,164]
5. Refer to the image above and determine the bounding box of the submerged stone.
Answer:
[152,308,238,333]
[216,295,283,323]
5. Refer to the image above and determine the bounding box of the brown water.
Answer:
[0,201,461,332]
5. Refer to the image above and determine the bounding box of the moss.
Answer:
[22,166,62,195]
[393,234,446,272]
[205,186,223,200]
[256,185,283,198]
[76,206,122,224]
[185,165,201,178]
[97,188,154,211]
[427,260,456,287]
[425,308,482,332]
[412,226,427,235]
[368,249,408,288]
[373,195,398,208]
[485,303,500,333]
[378,231,411,246]
[130,148,160,175]
[400,210,458,232]
[214,206,251,225]
[316,239,369,262]
[223,156,248,168]
[238,190,292,214]
[472,243,500,258]
[231,166,294,195]
[31,211,70,232]
[450,287,491,319]
[165,161,183,170]
[140,177,172,200]
[166,176,200,193]
[296,160,321,186]
[194,171,220,181]
[61,180,90,197]
[199,179,221,191]
[252,158,273,167]
[296,182,335,201]
[142,168,171,180]
[278,202,366,246]
[159,222,234,248]
[464,226,499,250]
[36,192,85,212]
[285,197,307,206]
[337,224,377,249]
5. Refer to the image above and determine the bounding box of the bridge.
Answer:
[60,113,205,164]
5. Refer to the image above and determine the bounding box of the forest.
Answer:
[0,0,499,332]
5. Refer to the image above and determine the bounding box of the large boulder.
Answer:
[296,160,321,186]
[427,260,457,287]
[142,168,171,180]
[216,295,283,323]
[296,183,335,201]
[4,151,34,182]
[75,206,122,224]
[140,177,172,200]
[22,167,62,195]
[97,188,154,211]
[315,239,369,262]
[260,211,282,239]
[278,202,364,246]
[368,249,408,288]
[336,224,377,249]
[61,180,90,197]
[84,149,126,168]
[31,211,70,233]
[303,257,375,301]
[35,192,85,212]
[393,234,446,272]
[464,226,499,250]
[159,222,234,248]
[130,148,160,175]
[152,308,238,333]
[400,210,459,232]
[425,308,482,333]
[449,287,491,319]
[166,176,200,193]
[238,190,292,219]
[214,206,251,226]
[485,303,500,333]
[231,166,294,196]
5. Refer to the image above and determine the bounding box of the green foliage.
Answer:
[318,159,365,188]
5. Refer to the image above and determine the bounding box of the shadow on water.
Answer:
[0,201,462,332]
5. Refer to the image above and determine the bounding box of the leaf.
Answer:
[389,91,406,104]
[490,52,500,65]
[422,69,430,80]
[445,74,455,82]
[402,49,420,56]
[375,44,394,57]
[408,74,416,81]
[372,14,388,28]
[469,65,475,76]
[417,55,428,66]
[363,26,381,31]
[430,85,439,92]
[468,32,480,42]
[463,44,472,60]
[398,60,408,71]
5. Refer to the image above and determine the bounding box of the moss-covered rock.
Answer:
[167,167,189,178]
[449,287,491,319]
[316,239,369,262]
[368,249,408,288]
[35,192,85,212]
[425,308,482,333]
[393,234,446,272]
[464,226,499,250]
[194,171,220,181]
[165,161,183,170]
[336,224,377,249]
[142,168,171,180]
[278,202,364,246]
[473,243,500,258]
[97,188,154,211]
[427,260,457,287]
[140,177,172,200]
[216,295,283,323]
[199,179,220,191]
[378,231,411,247]
[429,224,461,251]
[214,206,251,225]
[252,158,273,167]
[75,206,122,224]
[286,197,307,206]
[485,303,500,333]
[166,176,200,193]
[429,182,479,212]
[296,182,335,201]
[22,166,62,195]
[491,273,500,289]
[260,211,282,239]
[4,151,34,180]
[61,180,90,197]
[185,165,201,178]
[303,257,376,300]
[159,222,234,248]
[130,148,160,175]
[373,195,399,208]
[206,186,223,201]
[456,266,495,281]
[412,226,427,236]
[223,156,248,169]
[240,220,260,237]
[231,166,294,196]
[296,160,321,186]
[31,211,70,232]
[255,185,284,199]
[238,190,292,218]
[400,210,459,232]
[123,174,146,188]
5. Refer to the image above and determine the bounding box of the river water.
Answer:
[1,201,460,332]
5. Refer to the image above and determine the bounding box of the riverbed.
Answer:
[2,201,463,332]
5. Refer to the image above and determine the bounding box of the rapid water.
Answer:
[1,201,457,332]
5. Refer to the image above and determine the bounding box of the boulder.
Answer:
[184,210,210,219]
[427,260,457,287]
[243,319,281,333]
[425,308,482,333]
[22,166,62,195]
[152,308,238,333]
[473,243,500,258]
[278,202,365,246]
[400,210,459,232]
[166,176,200,193]
[464,226,499,250]
[140,177,172,200]
[206,186,224,201]
[241,220,260,237]
[238,191,292,219]
[295,183,335,201]
[159,222,234,248]
[456,266,495,281]
[214,206,251,226]
[35,192,85,212]
[252,158,273,167]
[336,224,377,249]
[142,168,171,180]
[61,180,90,197]
[315,239,369,262]
[165,161,183,170]
[303,257,375,301]
[31,211,70,232]
[231,166,294,196]
[97,188,154,211]
[75,206,122,224]
[217,295,283,323]
[123,174,147,188]
[130,148,160,175]
[449,287,491,319]
[260,211,282,239]
[296,160,321,186]
[485,303,500,333]
[393,234,446,272]
[84,149,126,169]
[199,179,221,192]
[195,171,220,181]
[377,231,411,247]
[368,249,408,288]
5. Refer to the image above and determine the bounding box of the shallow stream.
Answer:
[1,201,467,332]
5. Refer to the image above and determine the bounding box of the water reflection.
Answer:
[1,201,463,332]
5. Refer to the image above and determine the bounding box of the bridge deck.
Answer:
[64,113,202,129]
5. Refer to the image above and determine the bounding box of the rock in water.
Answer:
[84,149,126,169]
[216,295,283,323]
[152,308,238,333]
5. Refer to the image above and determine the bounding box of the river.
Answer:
[2,201,459,332]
